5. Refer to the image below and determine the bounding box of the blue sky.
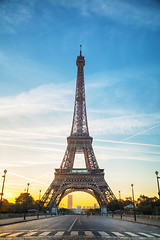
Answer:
[0,0,160,203]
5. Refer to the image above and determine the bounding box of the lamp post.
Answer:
[37,190,42,219]
[27,183,30,193]
[0,170,7,209]
[155,171,160,199]
[24,183,30,220]
[119,191,122,219]
[39,190,41,201]
[131,184,136,221]
[118,190,121,200]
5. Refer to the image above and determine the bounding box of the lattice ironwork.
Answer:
[41,169,115,210]
[41,47,116,211]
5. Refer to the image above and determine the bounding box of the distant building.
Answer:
[87,206,92,209]
[77,205,81,210]
[94,204,97,209]
[75,205,82,214]
[68,195,72,209]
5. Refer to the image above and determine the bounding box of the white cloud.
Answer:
[90,0,160,28]
[0,0,35,33]
[89,113,160,136]
[0,79,159,139]
[0,0,160,34]
[0,84,73,117]
[49,0,160,29]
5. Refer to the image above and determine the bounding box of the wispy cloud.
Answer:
[95,139,160,149]
[89,113,160,136]
[8,171,49,186]
[89,0,160,29]
[0,0,160,35]
[122,124,160,142]
[0,0,35,33]
[48,0,160,29]
[0,84,73,117]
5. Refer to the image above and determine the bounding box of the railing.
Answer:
[107,212,160,220]
[0,212,54,219]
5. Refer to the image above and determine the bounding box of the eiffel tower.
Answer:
[41,46,116,213]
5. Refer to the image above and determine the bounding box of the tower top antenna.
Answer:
[80,45,82,56]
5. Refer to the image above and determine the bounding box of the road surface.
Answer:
[0,215,160,239]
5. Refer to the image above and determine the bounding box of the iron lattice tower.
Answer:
[41,46,116,211]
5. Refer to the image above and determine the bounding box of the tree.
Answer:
[15,193,35,213]
[0,199,9,212]
[107,199,124,212]
[123,197,133,206]
[84,208,101,215]
[137,195,160,214]
[8,203,16,213]
[58,208,74,215]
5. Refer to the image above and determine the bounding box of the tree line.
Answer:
[0,193,45,213]
[107,195,160,215]
[0,193,160,215]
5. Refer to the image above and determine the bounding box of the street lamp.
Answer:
[119,190,121,200]
[24,183,30,220]
[27,183,30,193]
[37,190,42,219]
[119,191,122,219]
[131,184,136,221]
[155,171,160,199]
[0,170,7,208]
[39,190,41,201]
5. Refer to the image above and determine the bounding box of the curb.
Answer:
[108,216,160,228]
[0,215,56,227]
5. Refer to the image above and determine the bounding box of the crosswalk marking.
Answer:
[0,233,9,237]
[139,232,154,237]
[38,231,51,236]
[99,231,109,236]
[112,232,125,237]
[1,230,160,238]
[70,231,78,236]
[152,233,160,237]
[85,231,94,236]
[54,231,64,236]
[7,232,25,237]
[125,232,139,237]
[23,231,37,237]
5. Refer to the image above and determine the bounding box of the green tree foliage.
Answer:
[107,199,124,212]
[1,194,160,215]
[124,197,133,206]
[137,195,160,214]
[8,203,16,213]
[58,208,74,215]
[84,208,101,215]
[15,193,35,213]
[0,199,9,212]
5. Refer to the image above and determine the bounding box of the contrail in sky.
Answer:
[95,139,160,148]
[0,130,65,139]
[121,124,160,142]
[7,171,48,186]
[0,143,63,152]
